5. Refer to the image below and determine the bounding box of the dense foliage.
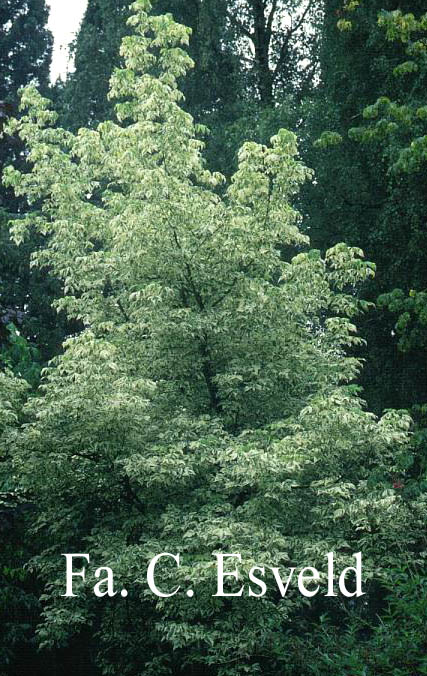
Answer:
[0,4,55,674]
[304,1,427,417]
[1,1,426,675]
[0,0,66,366]
[57,0,323,175]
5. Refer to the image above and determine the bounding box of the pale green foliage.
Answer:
[3,1,425,674]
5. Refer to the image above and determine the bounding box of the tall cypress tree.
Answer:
[0,1,60,363]
[57,0,130,131]
[0,0,52,208]
[1,5,56,674]
[0,0,52,97]
[0,1,69,367]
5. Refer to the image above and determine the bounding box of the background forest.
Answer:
[0,1,426,675]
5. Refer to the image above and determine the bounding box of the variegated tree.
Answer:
[3,2,423,674]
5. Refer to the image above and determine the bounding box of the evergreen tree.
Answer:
[0,7,58,673]
[0,0,61,366]
[57,0,131,132]
[0,0,52,99]
[0,0,52,208]
[4,2,424,674]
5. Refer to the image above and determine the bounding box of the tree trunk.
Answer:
[251,0,274,104]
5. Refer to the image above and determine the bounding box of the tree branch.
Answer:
[227,11,254,41]
[170,229,219,412]
[273,0,314,81]
[121,474,145,513]
[172,228,205,311]
[116,298,130,322]
[210,261,254,309]
[266,0,279,39]
[200,333,221,413]
[70,450,102,462]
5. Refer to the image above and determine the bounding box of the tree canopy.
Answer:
[2,2,426,674]
[1,1,427,675]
